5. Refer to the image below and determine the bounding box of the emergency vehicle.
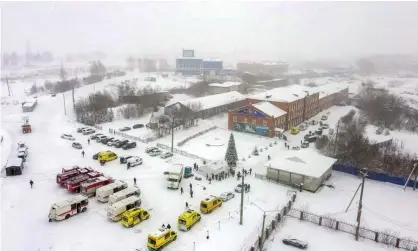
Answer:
[178,210,201,231]
[56,166,92,185]
[108,186,141,205]
[65,171,103,193]
[96,180,128,202]
[80,176,114,197]
[120,207,150,227]
[147,228,177,251]
[48,194,89,222]
[107,196,141,221]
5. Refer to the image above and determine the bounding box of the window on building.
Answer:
[252,119,256,125]
[244,118,247,123]
[263,120,267,126]
[233,116,237,122]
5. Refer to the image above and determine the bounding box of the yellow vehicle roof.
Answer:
[179,210,197,219]
[148,228,175,238]
[122,207,145,217]
[201,195,219,203]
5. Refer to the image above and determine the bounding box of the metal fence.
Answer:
[156,143,210,163]
[177,125,217,147]
[241,193,298,251]
[108,128,151,144]
[287,208,418,251]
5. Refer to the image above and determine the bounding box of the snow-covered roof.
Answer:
[168,91,245,111]
[53,195,88,208]
[312,83,349,99]
[249,85,310,102]
[5,156,23,167]
[252,101,287,118]
[23,100,36,107]
[258,78,284,83]
[209,81,242,88]
[265,149,337,178]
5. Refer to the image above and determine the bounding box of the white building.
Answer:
[208,81,244,94]
[264,149,337,192]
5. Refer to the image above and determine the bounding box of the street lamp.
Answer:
[250,202,282,249]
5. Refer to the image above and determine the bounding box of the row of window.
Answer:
[232,116,268,127]
[177,63,201,69]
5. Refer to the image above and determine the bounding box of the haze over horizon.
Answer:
[2,1,418,63]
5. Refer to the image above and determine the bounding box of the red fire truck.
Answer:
[56,167,93,186]
[65,171,103,193]
[80,176,114,197]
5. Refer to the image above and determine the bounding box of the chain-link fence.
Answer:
[177,125,217,147]
[108,128,151,143]
[287,208,418,251]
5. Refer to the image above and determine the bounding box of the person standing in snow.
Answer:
[189,183,192,190]
[81,151,85,158]
[29,180,34,188]
[268,155,271,161]
[249,168,252,175]
[190,190,193,198]
[180,187,184,194]
[133,177,137,186]
[167,224,171,229]
[185,201,189,209]
[87,139,90,145]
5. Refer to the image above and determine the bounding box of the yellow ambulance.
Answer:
[147,228,177,251]
[120,208,150,228]
[178,210,201,231]
[200,195,222,214]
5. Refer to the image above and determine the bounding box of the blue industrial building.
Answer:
[176,49,223,76]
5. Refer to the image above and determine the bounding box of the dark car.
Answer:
[51,93,56,97]
[119,127,131,132]
[122,141,137,150]
[90,133,103,140]
[115,139,129,148]
[120,155,134,164]
[282,239,308,249]
[101,137,114,144]
[133,124,144,129]
[93,153,99,160]
[72,142,82,149]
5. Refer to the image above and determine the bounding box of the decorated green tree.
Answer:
[225,133,238,167]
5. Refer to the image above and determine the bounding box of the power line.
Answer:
[362,206,418,232]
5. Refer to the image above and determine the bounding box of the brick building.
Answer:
[228,84,349,137]
[228,101,287,137]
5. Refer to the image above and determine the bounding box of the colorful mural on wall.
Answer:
[233,123,269,136]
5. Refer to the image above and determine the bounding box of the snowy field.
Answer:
[266,217,399,251]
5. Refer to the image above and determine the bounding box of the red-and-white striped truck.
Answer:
[65,171,103,193]
[80,176,114,197]
[56,167,93,186]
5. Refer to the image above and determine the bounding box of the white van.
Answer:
[108,186,141,205]
[96,180,128,202]
[107,196,141,221]
[48,194,89,222]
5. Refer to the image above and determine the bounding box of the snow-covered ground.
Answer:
[2,71,418,251]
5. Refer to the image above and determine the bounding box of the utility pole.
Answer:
[72,88,75,111]
[334,119,341,156]
[355,169,367,241]
[260,212,267,248]
[239,171,245,225]
[6,77,12,96]
[171,118,175,153]
[62,93,67,115]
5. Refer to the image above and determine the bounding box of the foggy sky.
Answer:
[2,1,418,62]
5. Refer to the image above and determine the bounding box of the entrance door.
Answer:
[77,203,81,213]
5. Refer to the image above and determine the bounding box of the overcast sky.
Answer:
[2,1,418,62]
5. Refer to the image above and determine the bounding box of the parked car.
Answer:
[315,128,323,135]
[51,93,56,97]
[72,142,82,149]
[122,141,137,150]
[321,115,328,120]
[149,149,162,156]
[282,238,308,249]
[291,127,299,135]
[96,135,107,142]
[133,124,144,129]
[107,139,119,146]
[160,151,173,159]
[127,157,143,168]
[384,129,390,135]
[307,135,318,143]
[301,142,309,148]
[311,120,318,125]
[101,137,114,144]
[299,124,307,131]
[61,134,75,140]
[119,127,131,132]
[321,123,329,129]
[83,129,95,135]
[90,133,103,140]
[145,146,158,153]
[235,183,250,193]
[115,139,129,148]
[120,156,135,164]
[376,127,384,135]
[219,192,235,202]
[292,146,300,150]
[77,127,89,133]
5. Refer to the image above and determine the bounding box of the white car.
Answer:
[160,151,173,159]
[145,146,158,153]
[321,115,328,120]
[127,157,143,168]
[235,184,250,193]
[107,139,119,146]
[83,129,95,135]
[96,135,107,142]
[61,134,75,140]
[149,149,162,156]
[219,192,235,202]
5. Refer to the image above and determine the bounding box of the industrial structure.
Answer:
[176,49,223,76]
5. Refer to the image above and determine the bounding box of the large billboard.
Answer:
[183,49,195,58]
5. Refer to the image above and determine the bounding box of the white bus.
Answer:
[107,196,141,221]
[166,165,184,189]
[48,194,89,222]
[96,180,128,202]
[108,186,141,205]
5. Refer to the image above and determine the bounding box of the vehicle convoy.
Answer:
[200,195,222,214]
[48,194,89,222]
[64,171,103,193]
[80,176,114,197]
[56,167,93,185]
[96,180,128,202]
[165,165,184,189]
[108,186,141,205]
[178,210,201,231]
[120,207,150,227]
[107,196,141,221]
[147,228,177,251]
